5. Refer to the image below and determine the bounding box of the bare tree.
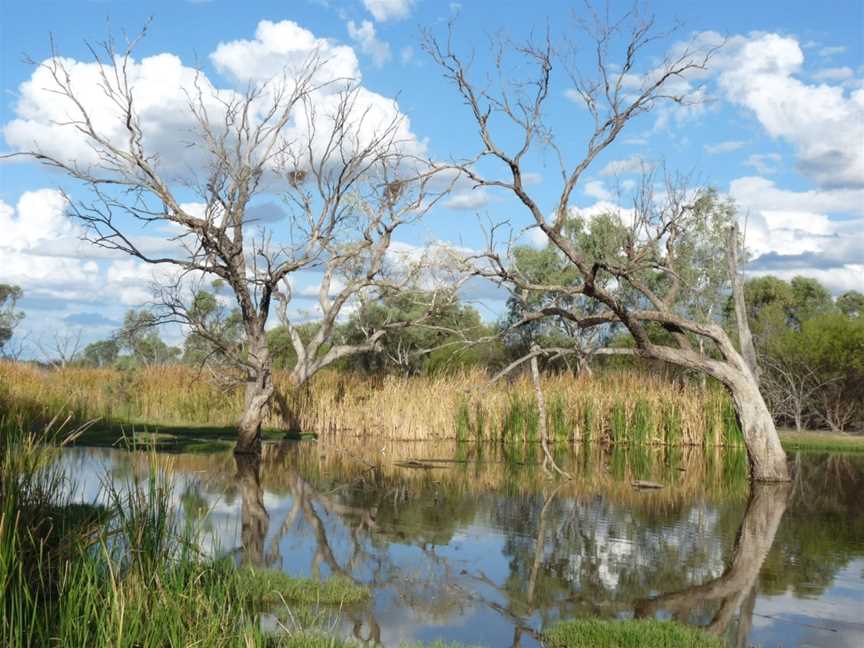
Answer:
[760,354,836,432]
[427,7,789,481]
[38,329,84,369]
[7,31,459,453]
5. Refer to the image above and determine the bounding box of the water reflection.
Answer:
[56,442,864,647]
[635,482,790,646]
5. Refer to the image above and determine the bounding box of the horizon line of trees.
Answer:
[3,274,862,432]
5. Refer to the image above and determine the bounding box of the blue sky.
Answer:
[1,0,862,354]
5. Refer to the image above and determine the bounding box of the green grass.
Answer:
[0,419,367,648]
[236,569,369,606]
[779,430,864,453]
[543,619,726,648]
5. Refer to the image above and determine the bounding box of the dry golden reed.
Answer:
[0,361,741,446]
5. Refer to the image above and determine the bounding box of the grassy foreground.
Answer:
[0,420,373,647]
[0,361,743,447]
[543,619,726,648]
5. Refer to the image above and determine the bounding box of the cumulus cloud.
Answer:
[5,20,425,184]
[444,189,490,211]
[0,190,185,343]
[599,155,645,176]
[210,19,358,83]
[744,153,782,175]
[362,0,414,22]
[706,32,864,190]
[704,140,746,154]
[347,19,391,68]
[728,178,864,292]
[730,176,864,216]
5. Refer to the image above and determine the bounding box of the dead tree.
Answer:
[427,7,789,481]
[8,31,458,453]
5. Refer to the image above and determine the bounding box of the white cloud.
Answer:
[812,66,855,82]
[728,178,864,292]
[599,155,645,176]
[362,0,414,22]
[523,226,548,249]
[5,20,425,184]
[711,32,864,190]
[704,140,746,154]
[444,189,490,210]
[211,19,359,83]
[0,189,192,348]
[347,20,391,68]
[744,153,782,175]
[400,46,414,65]
[818,45,847,59]
[730,176,864,216]
[583,180,613,201]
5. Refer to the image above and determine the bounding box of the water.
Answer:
[56,442,864,647]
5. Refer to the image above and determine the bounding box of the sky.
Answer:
[1,0,863,355]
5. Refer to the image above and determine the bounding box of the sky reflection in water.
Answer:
[55,442,864,648]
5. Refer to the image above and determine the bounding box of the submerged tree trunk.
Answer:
[728,372,789,482]
[236,334,275,455]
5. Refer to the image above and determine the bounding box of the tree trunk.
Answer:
[728,224,760,380]
[729,372,789,482]
[236,336,274,455]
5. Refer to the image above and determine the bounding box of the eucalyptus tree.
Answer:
[7,32,458,453]
[428,8,789,480]
[0,284,24,356]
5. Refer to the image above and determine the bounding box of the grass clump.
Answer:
[236,569,369,606]
[543,619,725,648]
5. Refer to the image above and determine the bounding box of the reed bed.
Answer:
[0,361,742,446]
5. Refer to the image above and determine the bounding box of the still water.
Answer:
[57,441,864,648]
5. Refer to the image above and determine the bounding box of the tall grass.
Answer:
[0,419,369,647]
[0,361,742,446]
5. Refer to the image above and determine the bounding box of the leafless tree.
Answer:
[7,31,460,453]
[427,7,789,481]
[38,329,84,369]
[760,354,838,432]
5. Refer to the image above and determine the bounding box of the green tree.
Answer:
[81,339,120,368]
[182,283,243,367]
[341,291,488,375]
[0,284,24,354]
[117,310,180,367]
[837,290,864,318]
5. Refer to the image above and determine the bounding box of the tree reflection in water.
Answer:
[142,443,861,648]
[634,483,790,646]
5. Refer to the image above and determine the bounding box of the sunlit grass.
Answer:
[543,619,726,648]
[0,361,742,447]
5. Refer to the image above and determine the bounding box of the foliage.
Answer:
[0,284,24,353]
[743,276,864,431]
[543,619,725,648]
[339,290,493,375]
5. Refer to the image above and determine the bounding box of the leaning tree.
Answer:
[427,8,789,481]
[7,32,459,453]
